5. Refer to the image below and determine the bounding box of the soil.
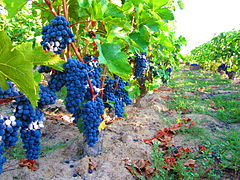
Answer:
[1,70,239,180]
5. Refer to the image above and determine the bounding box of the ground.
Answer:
[1,66,240,180]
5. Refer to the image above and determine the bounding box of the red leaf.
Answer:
[184,159,195,168]
[198,145,207,151]
[178,147,193,153]
[171,122,183,130]
[19,158,38,171]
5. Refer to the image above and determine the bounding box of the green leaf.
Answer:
[3,0,27,18]
[0,31,39,107]
[157,8,174,20]
[97,43,132,80]
[33,71,42,84]
[146,23,160,32]
[147,0,169,10]
[68,0,91,21]
[16,43,65,71]
[129,25,149,52]
[104,3,125,19]
[0,73,8,90]
[177,0,184,9]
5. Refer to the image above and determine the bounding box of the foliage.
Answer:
[188,30,240,74]
[0,0,186,104]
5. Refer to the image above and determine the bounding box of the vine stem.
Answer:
[62,0,68,20]
[45,0,58,16]
[100,65,107,99]
[84,18,91,55]
[32,1,51,13]
[114,77,120,94]
[57,6,61,15]
[70,43,84,63]
[70,20,96,28]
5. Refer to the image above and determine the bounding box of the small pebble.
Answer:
[70,164,75,168]
[64,160,70,164]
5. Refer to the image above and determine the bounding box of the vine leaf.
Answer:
[98,42,131,80]
[2,0,27,18]
[129,25,149,52]
[17,43,65,71]
[0,73,8,91]
[0,31,39,107]
[157,8,174,21]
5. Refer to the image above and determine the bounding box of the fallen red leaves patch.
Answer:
[126,117,208,178]
[184,159,196,169]
[198,145,207,153]
[124,159,155,178]
[19,158,38,171]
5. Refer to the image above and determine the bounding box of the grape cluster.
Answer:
[47,70,66,92]
[84,55,102,99]
[64,58,88,114]
[0,139,6,174]
[38,65,52,73]
[190,63,200,66]
[217,63,228,72]
[40,16,75,54]
[0,82,19,99]
[82,97,104,147]
[0,117,6,174]
[162,67,172,84]
[15,93,44,160]
[103,77,116,108]
[38,84,57,109]
[134,52,150,79]
[2,115,22,148]
[103,75,132,117]
[20,128,41,160]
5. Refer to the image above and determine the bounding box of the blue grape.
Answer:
[217,63,228,72]
[83,55,102,100]
[134,52,150,79]
[82,97,104,147]
[0,140,6,174]
[38,84,57,109]
[41,16,75,54]
[2,115,21,148]
[103,75,132,117]
[63,58,88,114]
[15,95,44,160]
[38,65,52,73]
[47,70,66,92]
[0,117,6,174]
[0,82,20,99]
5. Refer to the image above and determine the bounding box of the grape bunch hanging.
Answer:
[0,81,56,173]
[0,13,133,173]
[40,16,75,54]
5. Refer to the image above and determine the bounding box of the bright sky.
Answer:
[174,0,240,54]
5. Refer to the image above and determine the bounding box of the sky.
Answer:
[174,0,240,54]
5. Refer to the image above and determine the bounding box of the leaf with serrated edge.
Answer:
[97,42,131,80]
[0,31,39,107]
[3,0,27,18]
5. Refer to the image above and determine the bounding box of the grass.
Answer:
[4,137,75,160]
[138,68,240,180]
[166,69,240,123]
